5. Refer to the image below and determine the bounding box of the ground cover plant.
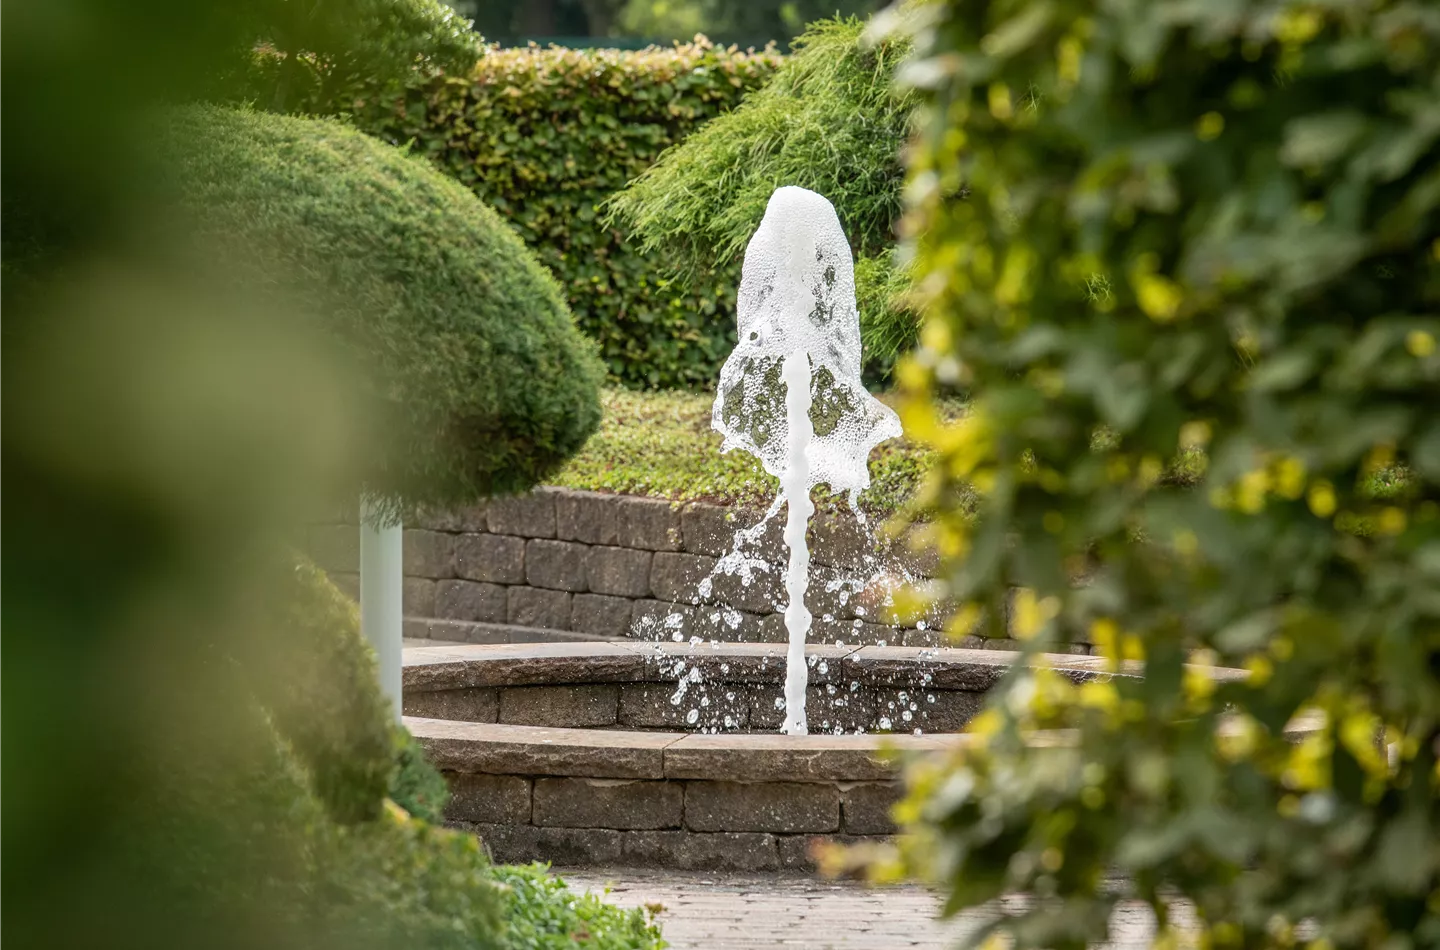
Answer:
[344,39,780,389]
[872,0,1440,947]
[549,387,960,516]
[607,15,919,374]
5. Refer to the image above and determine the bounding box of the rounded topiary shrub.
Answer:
[156,105,605,509]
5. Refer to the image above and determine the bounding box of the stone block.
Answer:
[525,539,589,592]
[617,682,751,731]
[404,617,433,641]
[533,778,682,830]
[586,546,653,598]
[707,565,786,615]
[445,772,532,824]
[328,571,360,601]
[452,504,489,533]
[680,503,737,557]
[663,733,909,784]
[682,503,783,560]
[404,529,455,579]
[629,599,694,640]
[758,613,899,648]
[454,533,525,585]
[406,642,648,689]
[615,496,683,551]
[908,689,985,733]
[689,605,766,642]
[498,684,618,727]
[554,490,620,545]
[507,587,571,630]
[403,687,499,722]
[309,523,359,572]
[486,491,557,538]
[840,782,902,835]
[898,524,942,578]
[808,512,878,573]
[685,780,839,833]
[750,684,875,733]
[570,593,634,637]
[403,576,437,616]
[534,826,624,866]
[412,506,464,532]
[434,580,508,624]
[423,618,512,644]
[462,822,542,864]
[649,551,716,605]
[621,830,778,871]
[776,834,875,870]
[414,719,679,779]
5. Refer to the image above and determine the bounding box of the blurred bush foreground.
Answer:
[871,1,1440,948]
[2,2,656,948]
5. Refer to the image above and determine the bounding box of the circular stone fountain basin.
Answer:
[404,641,1236,871]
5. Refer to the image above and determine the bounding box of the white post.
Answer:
[360,497,404,722]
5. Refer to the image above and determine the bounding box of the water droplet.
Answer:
[902,710,913,722]
[818,661,829,675]
[878,717,892,730]
[774,697,785,709]
[686,708,699,724]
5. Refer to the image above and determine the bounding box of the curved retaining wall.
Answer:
[403,642,1143,869]
[312,487,1096,654]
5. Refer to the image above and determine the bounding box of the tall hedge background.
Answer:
[345,40,781,389]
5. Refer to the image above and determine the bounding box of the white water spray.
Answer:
[713,186,901,735]
[780,351,815,733]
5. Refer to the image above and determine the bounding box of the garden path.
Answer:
[562,869,1160,950]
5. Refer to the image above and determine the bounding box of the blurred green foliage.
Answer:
[341,39,780,389]
[1,1,622,947]
[156,104,605,511]
[390,727,453,823]
[877,1,1440,947]
[606,16,920,375]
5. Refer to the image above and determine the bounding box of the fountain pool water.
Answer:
[712,187,902,734]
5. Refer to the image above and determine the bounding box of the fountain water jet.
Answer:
[713,186,901,734]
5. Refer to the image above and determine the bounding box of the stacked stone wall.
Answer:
[311,487,1092,653]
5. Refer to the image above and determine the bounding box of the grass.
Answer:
[551,390,1409,524]
[548,388,952,515]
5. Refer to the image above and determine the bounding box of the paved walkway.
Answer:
[562,869,1160,950]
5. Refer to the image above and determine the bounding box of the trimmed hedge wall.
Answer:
[157,104,604,510]
[347,39,781,389]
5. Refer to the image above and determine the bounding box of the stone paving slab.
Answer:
[561,869,1162,950]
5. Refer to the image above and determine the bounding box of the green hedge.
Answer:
[157,104,604,511]
[346,39,781,389]
[607,17,918,375]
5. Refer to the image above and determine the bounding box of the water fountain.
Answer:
[712,186,902,734]
[394,188,1242,870]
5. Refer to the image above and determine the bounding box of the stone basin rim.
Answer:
[401,640,1203,693]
